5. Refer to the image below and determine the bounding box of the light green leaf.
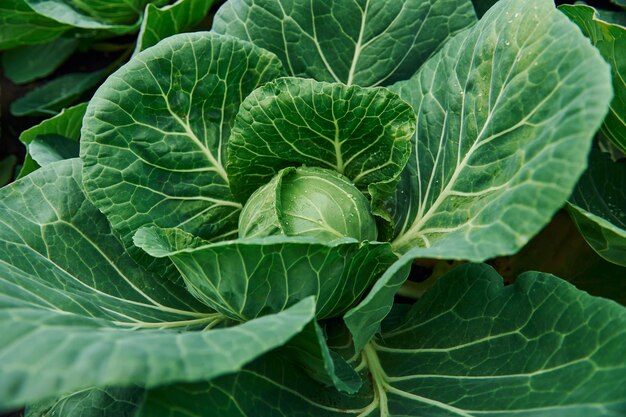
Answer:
[344,251,412,353]
[141,264,626,416]
[212,0,477,86]
[18,103,87,178]
[0,0,67,50]
[10,71,105,116]
[135,0,215,53]
[227,77,415,209]
[568,151,626,266]
[135,226,397,321]
[2,37,78,85]
[26,387,145,417]
[24,0,157,31]
[388,0,612,258]
[560,4,626,153]
[80,32,285,264]
[239,167,379,242]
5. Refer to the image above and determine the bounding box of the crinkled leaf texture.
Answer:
[80,32,285,269]
[227,77,415,211]
[560,4,626,153]
[213,0,477,86]
[387,0,612,258]
[134,226,397,320]
[0,159,316,411]
[568,151,626,267]
[140,263,626,416]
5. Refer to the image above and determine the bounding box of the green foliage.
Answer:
[239,166,378,241]
[1,0,625,415]
[560,4,626,153]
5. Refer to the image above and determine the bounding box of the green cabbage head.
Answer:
[239,166,378,242]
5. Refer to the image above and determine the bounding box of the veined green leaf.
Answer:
[81,32,285,265]
[560,4,626,153]
[227,77,415,209]
[0,298,316,412]
[568,151,626,266]
[0,160,318,409]
[18,103,87,178]
[10,71,105,117]
[24,0,159,31]
[141,264,626,416]
[26,387,145,417]
[213,0,477,86]
[0,0,67,50]
[135,0,215,53]
[388,0,612,258]
[2,37,78,85]
[134,227,397,320]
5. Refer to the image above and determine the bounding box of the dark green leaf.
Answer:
[568,151,626,266]
[134,226,397,320]
[0,155,18,187]
[560,4,626,153]
[387,0,612,258]
[10,71,105,116]
[2,37,78,84]
[227,77,415,210]
[0,0,67,50]
[213,0,477,86]
[17,102,87,178]
[135,0,215,52]
[29,135,81,167]
[26,387,145,417]
[81,32,285,266]
[24,0,154,31]
[140,264,626,416]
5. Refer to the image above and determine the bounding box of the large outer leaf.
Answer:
[81,32,285,264]
[0,159,317,410]
[212,0,477,86]
[135,226,397,320]
[388,0,612,258]
[135,0,215,53]
[0,0,67,50]
[568,151,626,266]
[560,4,626,153]
[227,77,415,207]
[140,264,626,416]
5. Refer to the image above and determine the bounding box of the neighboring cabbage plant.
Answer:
[1,0,626,416]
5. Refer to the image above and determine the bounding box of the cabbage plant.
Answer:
[1,0,626,415]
